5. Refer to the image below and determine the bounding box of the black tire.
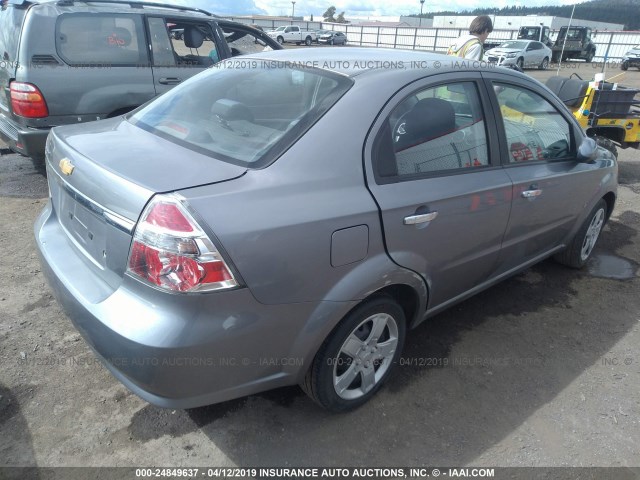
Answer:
[277,36,284,45]
[301,296,406,412]
[552,52,560,63]
[539,57,549,70]
[516,57,524,70]
[305,36,312,46]
[554,199,607,269]
[593,135,618,158]
[585,50,594,63]
[329,39,334,46]
[621,60,629,71]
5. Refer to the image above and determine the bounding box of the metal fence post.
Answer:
[434,28,439,53]
[413,28,418,50]
[393,27,398,48]
[376,27,380,47]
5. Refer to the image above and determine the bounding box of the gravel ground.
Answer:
[0,61,639,471]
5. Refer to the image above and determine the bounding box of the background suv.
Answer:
[0,0,280,161]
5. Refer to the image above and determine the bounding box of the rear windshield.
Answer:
[129,61,352,167]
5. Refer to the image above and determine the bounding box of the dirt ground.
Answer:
[1,62,640,471]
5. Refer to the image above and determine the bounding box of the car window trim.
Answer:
[370,73,502,186]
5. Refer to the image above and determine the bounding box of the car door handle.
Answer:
[404,212,438,225]
[158,77,182,85]
[521,189,543,198]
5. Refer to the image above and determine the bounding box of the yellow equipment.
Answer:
[545,73,640,154]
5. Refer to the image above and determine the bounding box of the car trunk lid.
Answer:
[47,117,247,291]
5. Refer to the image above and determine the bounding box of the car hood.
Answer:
[487,48,521,55]
[625,49,640,56]
[51,117,247,213]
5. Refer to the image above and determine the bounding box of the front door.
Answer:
[485,75,604,273]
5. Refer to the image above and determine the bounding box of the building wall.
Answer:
[433,15,623,31]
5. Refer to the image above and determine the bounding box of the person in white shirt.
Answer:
[448,16,494,61]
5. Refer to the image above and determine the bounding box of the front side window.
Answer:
[57,14,146,66]
[221,24,275,57]
[377,81,490,179]
[494,83,573,163]
[130,63,352,167]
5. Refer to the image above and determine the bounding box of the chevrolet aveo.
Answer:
[36,48,617,412]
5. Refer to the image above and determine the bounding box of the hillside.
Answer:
[412,0,640,31]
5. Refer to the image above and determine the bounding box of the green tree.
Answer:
[336,12,348,23]
[323,6,337,22]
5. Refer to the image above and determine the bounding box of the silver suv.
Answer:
[0,0,280,161]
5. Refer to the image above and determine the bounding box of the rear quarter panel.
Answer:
[178,73,427,307]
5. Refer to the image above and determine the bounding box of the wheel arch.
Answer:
[285,258,428,383]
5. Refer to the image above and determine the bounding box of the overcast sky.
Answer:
[174,0,585,17]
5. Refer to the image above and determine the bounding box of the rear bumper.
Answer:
[35,199,348,408]
[0,113,49,159]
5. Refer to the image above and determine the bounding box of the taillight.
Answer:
[10,82,49,118]
[127,194,238,293]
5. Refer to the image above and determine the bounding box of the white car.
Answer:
[485,40,553,70]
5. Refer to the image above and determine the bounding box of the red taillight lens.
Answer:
[10,82,49,118]
[127,195,238,293]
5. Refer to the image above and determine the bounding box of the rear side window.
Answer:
[56,14,146,66]
[376,81,490,180]
[130,62,352,167]
[0,5,26,62]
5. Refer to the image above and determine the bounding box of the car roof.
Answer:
[239,47,529,80]
[19,0,218,18]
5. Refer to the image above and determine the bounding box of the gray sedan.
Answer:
[318,31,347,45]
[485,40,553,69]
[36,48,617,412]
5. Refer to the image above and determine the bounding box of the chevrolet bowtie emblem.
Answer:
[59,158,75,176]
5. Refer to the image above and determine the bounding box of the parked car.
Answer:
[621,45,640,70]
[485,40,553,70]
[0,0,280,161]
[318,31,348,45]
[267,25,316,45]
[36,48,617,412]
[169,28,184,40]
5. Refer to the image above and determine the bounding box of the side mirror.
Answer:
[577,137,597,162]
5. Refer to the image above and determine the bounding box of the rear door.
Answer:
[483,72,604,273]
[526,42,544,66]
[365,73,513,310]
